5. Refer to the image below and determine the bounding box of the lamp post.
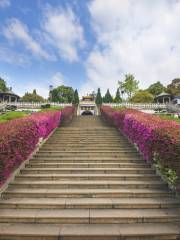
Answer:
[49,85,53,102]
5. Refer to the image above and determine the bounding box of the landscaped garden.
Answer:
[0,106,75,187]
[101,106,180,193]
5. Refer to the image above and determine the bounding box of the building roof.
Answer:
[0,89,20,97]
[155,92,172,98]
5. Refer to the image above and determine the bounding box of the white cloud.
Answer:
[0,45,30,66]
[3,18,54,60]
[0,0,10,8]
[81,0,180,96]
[42,5,85,62]
[52,72,65,87]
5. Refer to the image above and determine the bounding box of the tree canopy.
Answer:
[50,85,74,103]
[131,90,154,103]
[122,74,139,99]
[167,78,180,96]
[147,81,165,96]
[95,88,103,105]
[0,77,8,92]
[72,89,79,104]
[21,89,45,102]
[114,88,122,103]
[103,89,113,103]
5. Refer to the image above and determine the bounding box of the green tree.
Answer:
[114,88,122,103]
[103,89,113,103]
[72,89,79,104]
[131,90,154,103]
[167,78,180,96]
[21,89,45,102]
[147,81,165,96]
[0,77,8,91]
[122,74,139,99]
[95,88,102,105]
[51,85,74,103]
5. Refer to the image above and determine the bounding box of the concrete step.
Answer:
[32,156,143,161]
[16,173,161,181]
[37,150,138,154]
[0,208,179,224]
[2,189,173,199]
[30,158,144,163]
[0,197,179,209]
[9,180,167,190]
[40,147,134,151]
[21,168,155,174]
[26,163,151,169]
[35,152,140,157]
[0,222,179,240]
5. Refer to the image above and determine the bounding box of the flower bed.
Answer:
[100,106,180,193]
[0,110,61,186]
[61,105,75,125]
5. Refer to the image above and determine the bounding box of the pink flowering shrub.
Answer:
[0,110,61,186]
[61,106,75,125]
[100,106,115,125]
[100,106,180,193]
[28,110,61,138]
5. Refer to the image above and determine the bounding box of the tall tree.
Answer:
[114,88,122,103]
[21,89,45,102]
[0,77,8,92]
[147,81,165,96]
[122,74,139,99]
[73,89,79,104]
[167,78,180,96]
[95,88,102,105]
[50,85,74,103]
[131,90,154,103]
[103,89,113,103]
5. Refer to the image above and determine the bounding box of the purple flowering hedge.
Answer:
[61,106,75,125]
[0,106,74,186]
[100,106,180,193]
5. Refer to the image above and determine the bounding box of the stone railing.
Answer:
[103,103,167,110]
[167,103,180,113]
[0,102,72,109]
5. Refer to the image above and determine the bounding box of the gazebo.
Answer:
[0,88,20,103]
[154,92,173,104]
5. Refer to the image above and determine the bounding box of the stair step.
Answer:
[21,168,155,174]
[0,208,179,224]
[0,222,179,240]
[32,156,143,160]
[3,189,173,198]
[0,197,179,209]
[16,173,161,181]
[26,163,151,168]
[9,180,166,189]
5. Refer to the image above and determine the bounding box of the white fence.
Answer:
[103,103,167,109]
[0,102,72,109]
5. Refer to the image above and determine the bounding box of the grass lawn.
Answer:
[157,114,180,123]
[40,106,63,112]
[0,111,28,123]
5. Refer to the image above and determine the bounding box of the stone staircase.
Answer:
[0,116,180,239]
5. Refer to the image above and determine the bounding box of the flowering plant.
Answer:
[100,106,180,192]
[0,110,61,186]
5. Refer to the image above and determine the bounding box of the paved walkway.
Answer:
[0,116,180,239]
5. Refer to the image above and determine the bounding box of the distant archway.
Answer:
[81,110,93,115]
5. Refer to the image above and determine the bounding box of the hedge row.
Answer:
[100,106,180,193]
[0,106,75,186]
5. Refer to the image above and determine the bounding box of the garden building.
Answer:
[154,92,173,104]
[0,88,20,103]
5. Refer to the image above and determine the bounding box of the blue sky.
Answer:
[0,0,180,98]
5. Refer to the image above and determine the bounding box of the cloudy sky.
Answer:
[0,0,180,97]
